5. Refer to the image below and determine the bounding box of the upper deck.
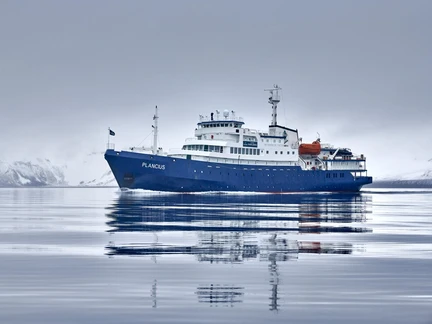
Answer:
[130,86,369,174]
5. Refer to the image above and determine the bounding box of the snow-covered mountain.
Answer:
[0,158,67,187]
[0,152,115,187]
[375,158,432,181]
[61,151,116,186]
[78,169,116,187]
[367,158,432,188]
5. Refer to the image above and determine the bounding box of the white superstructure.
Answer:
[128,85,367,173]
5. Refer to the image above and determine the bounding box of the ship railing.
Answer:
[323,153,366,161]
[169,148,186,154]
[327,165,366,171]
[330,155,366,161]
[199,116,244,122]
[320,143,334,149]
[106,143,115,150]
[243,128,255,134]
[128,146,153,152]
[184,137,197,143]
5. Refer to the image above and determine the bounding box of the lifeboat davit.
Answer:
[299,140,321,155]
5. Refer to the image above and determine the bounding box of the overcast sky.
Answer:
[0,0,431,177]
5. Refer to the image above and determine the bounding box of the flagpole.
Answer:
[107,127,110,148]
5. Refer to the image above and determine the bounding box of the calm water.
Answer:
[0,188,431,323]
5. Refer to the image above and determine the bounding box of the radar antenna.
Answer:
[264,84,282,126]
[153,106,159,155]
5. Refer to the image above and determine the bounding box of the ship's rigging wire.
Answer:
[136,130,154,147]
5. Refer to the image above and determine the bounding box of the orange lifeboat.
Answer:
[299,140,321,155]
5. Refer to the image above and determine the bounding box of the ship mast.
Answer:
[153,105,158,155]
[264,84,282,126]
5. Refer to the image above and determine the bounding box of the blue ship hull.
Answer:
[105,149,372,192]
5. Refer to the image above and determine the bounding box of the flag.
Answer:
[109,129,115,136]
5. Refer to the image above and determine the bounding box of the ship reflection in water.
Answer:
[105,192,370,310]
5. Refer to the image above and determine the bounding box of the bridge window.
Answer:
[230,147,233,154]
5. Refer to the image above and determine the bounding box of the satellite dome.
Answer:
[223,110,229,118]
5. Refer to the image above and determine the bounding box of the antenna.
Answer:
[264,84,282,126]
[153,106,158,155]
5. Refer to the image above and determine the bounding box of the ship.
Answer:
[105,85,372,192]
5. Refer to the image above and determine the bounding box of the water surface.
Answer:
[0,188,431,323]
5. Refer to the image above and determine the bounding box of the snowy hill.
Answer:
[61,151,116,186]
[0,153,115,187]
[367,158,432,188]
[376,158,432,181]
[78,169,116,187]
[0,158,67,187]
